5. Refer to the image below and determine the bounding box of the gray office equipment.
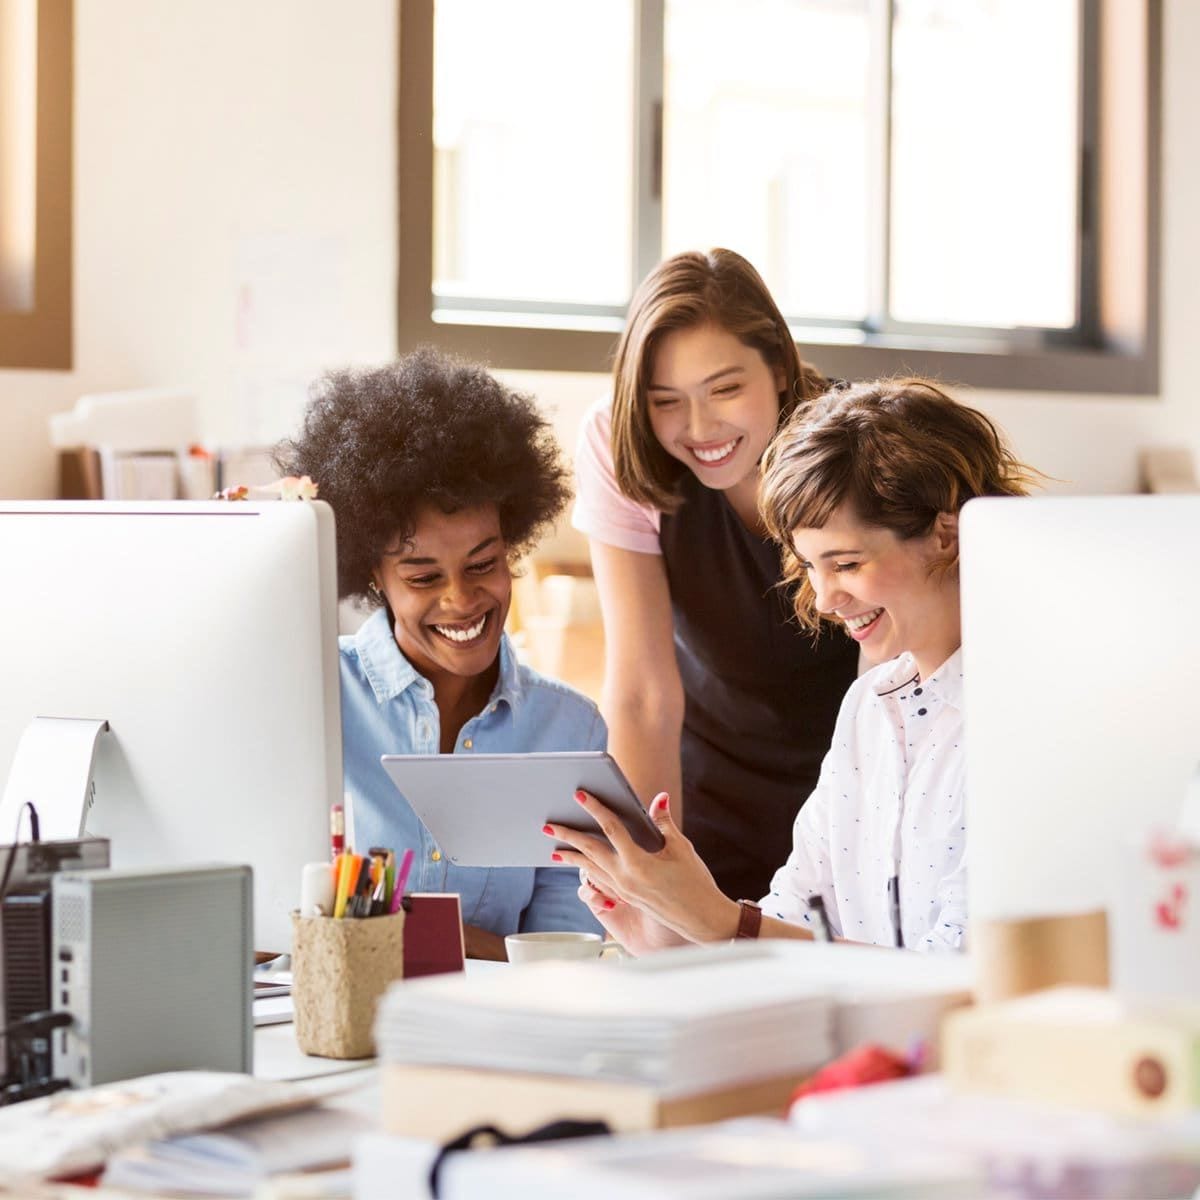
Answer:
[0,836,109,1087]
[51,864,253,1086]
[379,751,666,868]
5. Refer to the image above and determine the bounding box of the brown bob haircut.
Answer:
[611,248,828,512]
[759,378,1039,631]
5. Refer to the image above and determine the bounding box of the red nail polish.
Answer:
[603,899,616,910]
[542,824,554,835]
[575,790,587,804]
[551,852,562,862]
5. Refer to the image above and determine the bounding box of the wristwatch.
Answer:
[734,899,762,940]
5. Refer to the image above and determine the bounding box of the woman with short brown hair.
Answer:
[553,377,1038,955]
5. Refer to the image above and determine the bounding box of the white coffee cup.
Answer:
[504,931,607,964]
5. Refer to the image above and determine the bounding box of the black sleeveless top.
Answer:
[659,473,859,902]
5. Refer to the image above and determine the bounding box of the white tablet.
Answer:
[378,751,666,868]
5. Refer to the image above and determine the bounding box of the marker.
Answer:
[888,874,905,949]
[806,893,835,943]
[330,804,345,862]
[340,855,365,918]
[389,848,414,915]
[332,852,353,919]
[383,850,396,909]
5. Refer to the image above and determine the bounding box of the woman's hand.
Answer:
[545,791,741,945]
[575,874,688,957]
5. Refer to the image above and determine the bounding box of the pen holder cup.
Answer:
[291,910,406,1059]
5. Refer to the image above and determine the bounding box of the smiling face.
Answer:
[373,504,511,688]
[646,322,785,492]
[793,504,961,680]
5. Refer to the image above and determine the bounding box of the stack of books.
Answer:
[376,942,832,1093]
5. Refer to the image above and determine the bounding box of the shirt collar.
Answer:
[872,646,965,708]
[873,652,920,698]
[352,605,525,714]
[922,647,965,709]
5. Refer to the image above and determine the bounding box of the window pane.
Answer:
[432,0,635,309]
[662,0,871,323]
[0,0,37,312]
[890,0,1079,329]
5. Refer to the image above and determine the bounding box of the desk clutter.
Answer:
[0,1070,326,1186]
[49,385,281,501]
[13,937,1200,1198]
[373,941,970,1141]
[291,839,466,1060]
[373,1075,1200,1200]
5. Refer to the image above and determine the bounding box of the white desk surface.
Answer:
[255,959,505,1083]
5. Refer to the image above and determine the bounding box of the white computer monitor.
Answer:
[959,494,1200,925]
[0,501,343,953]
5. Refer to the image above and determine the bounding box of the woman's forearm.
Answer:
[603,693,684,821]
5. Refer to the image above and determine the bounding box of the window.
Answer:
[399,0,1159,393]
[0,0,72,370]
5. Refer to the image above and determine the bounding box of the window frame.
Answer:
[0,0,73,370]
[398,0,1159,394]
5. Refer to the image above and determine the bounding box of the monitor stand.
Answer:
[0,716,110,841]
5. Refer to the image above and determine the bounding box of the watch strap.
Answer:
[734,899,762,940]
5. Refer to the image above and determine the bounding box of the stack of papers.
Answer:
[375,943,835,1096]
[102,1106,361,1196]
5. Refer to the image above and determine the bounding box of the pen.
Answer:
[350,862,374,917]
[330,803,345,862]
[389,847,414,915]
[806,893,835,943]
[888,874,905,949]
[369,873,387,917]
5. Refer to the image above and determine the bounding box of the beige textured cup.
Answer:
[291,910,406,1058]
[504,930,607,964]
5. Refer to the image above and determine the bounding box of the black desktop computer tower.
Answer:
[0,837,108,1101]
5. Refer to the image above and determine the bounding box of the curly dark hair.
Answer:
[276,347,572,601]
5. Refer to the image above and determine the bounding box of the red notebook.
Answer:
[402,893,466,979]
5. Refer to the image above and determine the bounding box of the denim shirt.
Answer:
[339,607,606,938]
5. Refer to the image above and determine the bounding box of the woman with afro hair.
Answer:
[278,347,604,959]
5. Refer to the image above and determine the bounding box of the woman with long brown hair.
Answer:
[573,248,858,902]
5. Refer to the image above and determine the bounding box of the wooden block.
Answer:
[943,986,1200,1116]
[380,1063,802,1141]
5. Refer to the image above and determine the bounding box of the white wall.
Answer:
[0,0,398,498]
[0,0,1195,499]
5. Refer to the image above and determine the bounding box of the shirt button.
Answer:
[463,738,473,749]
[431,850,442,862]
[419,722,431,740]
[917,707,928,716]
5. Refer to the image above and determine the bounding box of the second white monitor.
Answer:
[960,495,1200,924]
